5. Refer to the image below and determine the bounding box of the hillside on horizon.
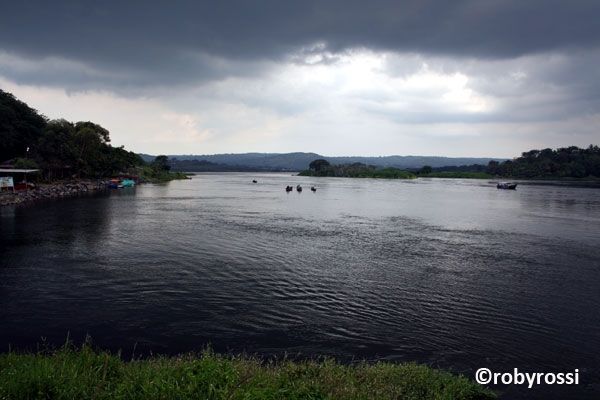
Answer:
[139,152,506,172]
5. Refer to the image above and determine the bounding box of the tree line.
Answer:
[416,147,599,179]
[306,145,600,180]
[300,159,415,179]
[486,146,600,178]
[0,89,173,180]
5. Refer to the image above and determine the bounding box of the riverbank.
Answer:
[0,346,495,400]
[0,172,192,207]
[0,180,108,207]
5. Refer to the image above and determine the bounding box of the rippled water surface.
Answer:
[2,173,600,399]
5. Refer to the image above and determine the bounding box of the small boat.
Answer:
[252,180,257,183]
[285,185,293,192]
[296,185,302,192]
[310,186,317,192]
[497,182,517,190]
[108,178,135,189]
[121,179,135,187]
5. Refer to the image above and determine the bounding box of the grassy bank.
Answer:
[0,346,495,400]
[138,166,191,183]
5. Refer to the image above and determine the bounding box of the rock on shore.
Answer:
[0,180,109,207]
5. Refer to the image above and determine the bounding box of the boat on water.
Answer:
[497,182,517,190]
[285,185,293,192]
[296,185,302,192]
[107,179,122,189]
[310,186,317,192]
[107,178,136,189]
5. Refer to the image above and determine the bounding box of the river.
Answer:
[1,173,599,399]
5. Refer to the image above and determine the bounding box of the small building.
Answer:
[0,169,40,191]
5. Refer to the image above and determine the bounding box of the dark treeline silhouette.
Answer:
[300,159,415,179]
[487,146,600,178]
[414,147,600,179]
[141,153,503,171]
[0,89,145,179]
[305,146,600,180]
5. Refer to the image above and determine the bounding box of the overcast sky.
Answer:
[1,0,599,157]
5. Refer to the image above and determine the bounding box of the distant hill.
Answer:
[139,152,505,171]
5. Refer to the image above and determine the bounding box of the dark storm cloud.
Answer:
[1,0,599,88]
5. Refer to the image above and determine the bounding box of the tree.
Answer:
[419,165,432,174]
[309,159,330,172]
[0,89,47,161]
[152,155,171,171]
[487,160,500,175]
[71,121,112,177]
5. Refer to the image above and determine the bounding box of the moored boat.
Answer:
[497,182,517,190]
[108,178,135,189]
[121,179,135,187]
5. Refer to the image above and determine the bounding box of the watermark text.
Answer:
[475,368,579,389]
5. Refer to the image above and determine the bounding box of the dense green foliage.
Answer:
[487,146,600,178]
[1,89,145,179]
[139,165,190,182]
[419,165,433,174]
[135,154,190,182]
[0,90,47,162]
[0,346,495,400]
[414,147,600,179]
[300,162,416,179]
[309,159,331,172]
[152,155,171,172]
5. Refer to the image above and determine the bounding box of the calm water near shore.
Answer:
[1,173,600,399]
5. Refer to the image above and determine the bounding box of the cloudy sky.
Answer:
[1,0,599,157]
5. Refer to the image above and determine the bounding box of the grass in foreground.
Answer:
[0,346,495,400]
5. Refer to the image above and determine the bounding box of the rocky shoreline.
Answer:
[0,180,111,207]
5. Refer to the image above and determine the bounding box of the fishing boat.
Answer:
[497,182,517,190]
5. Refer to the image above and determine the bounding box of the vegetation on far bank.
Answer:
[486,146,600,179]
[418,147,600,180]
[0,345,495,400]
[1,89,186,183]
[137,155,190,183]
[299,159,416,179]
[301,145,600,181]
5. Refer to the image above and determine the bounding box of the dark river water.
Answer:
[1,173,599,399]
